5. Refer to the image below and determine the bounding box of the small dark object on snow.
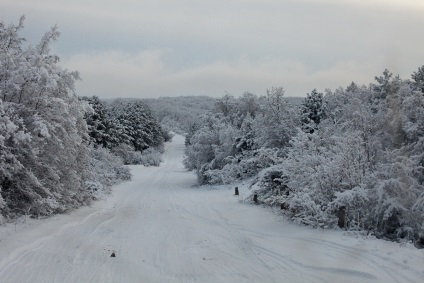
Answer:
[337,206,346,228]
[253,194,258,204]
[111,252,116,257]
[235,187,239,195]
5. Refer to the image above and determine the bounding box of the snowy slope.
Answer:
[0,135,423,283]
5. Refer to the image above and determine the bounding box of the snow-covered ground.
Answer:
[0,135,423,283]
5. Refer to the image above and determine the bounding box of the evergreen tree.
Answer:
[411,65,424,93]
[82,96,113,148]
[300,89,326,133]
[109,100,164,152]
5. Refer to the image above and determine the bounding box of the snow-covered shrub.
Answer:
[184,114,238,183]
[363,156,424,242]
[204,148,283,184]
[85,181,104,198]
[86,146,131,199]
[251,129,372,228]
[139,148,163,167]
[111,143,143,165]
[161,127,174,142]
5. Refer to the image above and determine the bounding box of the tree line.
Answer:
[0,17,167,223]
[184,69,424,248]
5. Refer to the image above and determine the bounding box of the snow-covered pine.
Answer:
[103,99,166,166]
[300,88,327,134]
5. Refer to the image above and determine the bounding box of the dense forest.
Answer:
[184,72,424,247]
[0,18,167,223]
[143,96,216,135]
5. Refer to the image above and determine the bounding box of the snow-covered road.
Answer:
[0,135,423,283]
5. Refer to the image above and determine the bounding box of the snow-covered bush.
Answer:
[364,152,424,243]
[252,130,370,228]
[111,143,143,165]
[184,114,239,183]
[184,109,231,180]
[160,127,174,142]
[138,148,163,167]
[86,146,131,199]
[204,148,283,184]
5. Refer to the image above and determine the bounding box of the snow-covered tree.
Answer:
[184,88,295,184]
[184,114,238,183]
[0,17,131,221]
[254,87,300,149]
[371,69,402,110]
[0,17,92,217]
[300,89,326,133]
[411,65,424,93]
[109,100,164,152]
[144,96,215,134]
[82,96,118,149]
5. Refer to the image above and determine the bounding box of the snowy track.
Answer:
[0,135,423,282]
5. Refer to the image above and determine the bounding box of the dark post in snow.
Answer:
[235,187,239,195]
[337,206,346,228]
[253,194,258,204]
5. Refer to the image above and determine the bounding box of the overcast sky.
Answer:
[2,0,424,98]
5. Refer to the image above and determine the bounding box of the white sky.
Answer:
[2,0,424,98]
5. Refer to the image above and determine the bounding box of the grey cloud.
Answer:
[2,0,424,98]
[63,50,381,98]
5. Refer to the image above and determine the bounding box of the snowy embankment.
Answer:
[0,135,423,283]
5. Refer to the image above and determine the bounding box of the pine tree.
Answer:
[109,100,164,152]
[411,65,424,93]
[300,89,326,133]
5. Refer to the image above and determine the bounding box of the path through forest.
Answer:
[0,135,423,282]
